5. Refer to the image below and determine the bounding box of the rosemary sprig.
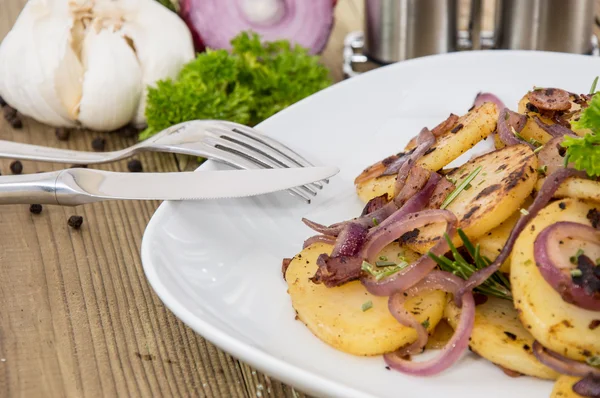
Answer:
[427,228,513,300]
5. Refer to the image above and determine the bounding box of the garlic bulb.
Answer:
[0,0,194,131]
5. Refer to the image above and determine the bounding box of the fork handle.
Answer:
[0,140,122,164]
[0,171,62,205]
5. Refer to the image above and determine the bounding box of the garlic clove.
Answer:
[77,29,142,132]
[117,0,195,127]
[0,0,80,127]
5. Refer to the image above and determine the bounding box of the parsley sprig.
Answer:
[563,79,600,177]
[428,229,513,300]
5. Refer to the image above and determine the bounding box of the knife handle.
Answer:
[0,171,62,205]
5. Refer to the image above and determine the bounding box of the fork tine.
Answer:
[216,121,329,184]
[196,144,313,203]
[207,126,324,190]
[203,135,319,197]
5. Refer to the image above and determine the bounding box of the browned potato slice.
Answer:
[286,242,446,356]
[445,296,559,379]
[536,177,600,203]
[405,144,538,253]
[551,376,586,398]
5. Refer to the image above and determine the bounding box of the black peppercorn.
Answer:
[29,204,43,214]
[118,125,138,138]
[55,128,71,141]
[0,95,6,107]
[68,215,84,229]
[9,117,22,129]
[127,159,143,172]
[10,160,23,174]
[3,106,16,120]
[91,137,106,151]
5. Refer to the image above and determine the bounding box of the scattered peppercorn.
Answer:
[91,137,106,151]
[0,95,6,107]
[67,215,84,229]
[127,159,143,172]
[117,125,139,138]
[55,128,71,141]
[29,204,43,214]
[3,106,16,119]
[10,160,23,174]
[3,106,22,129]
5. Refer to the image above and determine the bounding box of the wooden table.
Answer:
[1,0,599,397]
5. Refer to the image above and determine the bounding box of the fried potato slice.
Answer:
[445,296,559,379]
[404,144,538,253]
[355,102,498,203]
[511,199,600,362]
[286,242,446,356]
[551,375,585,398]
[536,177,600,204]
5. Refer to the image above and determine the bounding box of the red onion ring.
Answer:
[497,108,530,148]
[460,168,588,299]
[331,223,368,257]
[532,341,600,378]
[573,374,600,397]
[385,271,475,376]
[534,116,577,138]
[180,0,335,54]
[473,92,506,110]
[302,234,336,249]
[534,222,600,311]
[393,128,435,197]
[361,209,457,296]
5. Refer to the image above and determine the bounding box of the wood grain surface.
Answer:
[0,0,599,397]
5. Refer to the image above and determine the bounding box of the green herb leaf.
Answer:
[587,355,600,367]
[142,32,332,141]
[373,218,379,226]
[362,300,373,312]
[534,145,544,154]
[564,89,600,177]
[569,249,585,264]
[520,208,529,216]
[570,269,583,278]
[537,165,548,175]
[379,256,388,261]
[376,260,396,267]
[440,166,483,209]
[590,76,599,94]
[428,228,512,300]
[421,318,430,329]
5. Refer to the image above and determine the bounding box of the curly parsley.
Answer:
[141,32,332,140]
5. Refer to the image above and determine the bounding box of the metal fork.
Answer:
[0,120,328,203]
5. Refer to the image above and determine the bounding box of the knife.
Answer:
[0,166,339,206]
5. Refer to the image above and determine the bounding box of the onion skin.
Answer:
[534,222,600,311]
[302,234,335,249]
[573,375,600,397]
[461,168,587,298]
[361,209,457,297]
[385,271,475,376]
[393,128,435,197]
[534,116,577,138]
[532,341,600,378]
[497,108,529,148]
[179,0,335,54]
[473,92,506,110]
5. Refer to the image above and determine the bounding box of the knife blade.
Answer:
[49,166,339,205]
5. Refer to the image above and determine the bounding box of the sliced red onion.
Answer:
[532,341,600,378]
[382,153,410,176]
[497,108,530,148]
[537,136,570,175]
[461,168,588,298]
[473,92,506,110]
[331,223,368,257]
[393,128,435,197]
[394,166,434,207]
[355,154,400,184]
[427,176,455,209]
[312,253,363,287]
[385,271,475,376]
[361,209,457,296]
[302,234,336,249]
[529,88,571,112]
[534,117,577,138]
[574,374,600,397]
[180,0,335,54]
[301,218,343,236]
[361,193,389,216]
[534,222,600,310]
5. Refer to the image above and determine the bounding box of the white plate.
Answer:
[141,50,600,398]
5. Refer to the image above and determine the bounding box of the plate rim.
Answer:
[140,49,600,398]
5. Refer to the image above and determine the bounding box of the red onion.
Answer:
[385,271,475,376]
[394,166,433,207]
[534,222,600,311]
[361,209,457,296]
[497,108,530,148]
[473,92,506,110]
[537,136,571,175]
[331,223,368,257]
[534,116,577,138]
[393,128,435,197]
[361,194,389,216]
[303,234,336,249]
[179,0,335,54]
[381,153,410,177]
[573,375,600,397]
[532,341,600,378]
[461,168,588,298]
